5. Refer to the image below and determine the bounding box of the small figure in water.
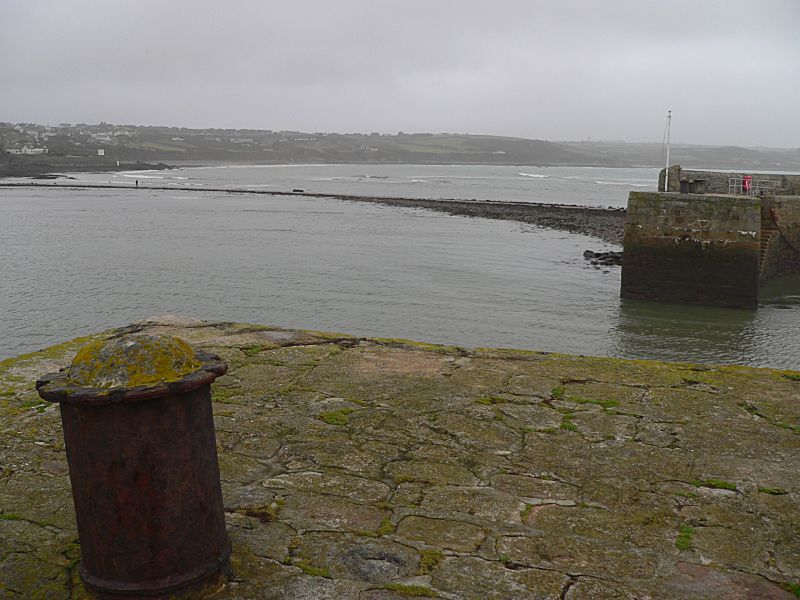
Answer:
[135,179,139,188]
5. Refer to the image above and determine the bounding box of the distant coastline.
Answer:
[4,122,800,178]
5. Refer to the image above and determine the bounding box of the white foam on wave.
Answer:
[425,175,493,180]
[595,181,652,187]
[518,172,549,178]
[120,174,164,179]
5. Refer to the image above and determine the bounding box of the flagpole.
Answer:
[665,110,671,172]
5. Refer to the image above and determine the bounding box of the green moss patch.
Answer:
[241,345,267,357]
[319,408,355,426]
[779,582,800,598]
[68,334,200,388]
[675,524,695,551]
[475,396,508,405]
[759,487,788,496]
[295,560,332,579]
[559,412,578,432]
[694,478,737,491]
[418,549,443,574]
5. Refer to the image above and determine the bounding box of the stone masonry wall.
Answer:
[762,196,800,280]
[621,192,761,308]
[659,166,800,195]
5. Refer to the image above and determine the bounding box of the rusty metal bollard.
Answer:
[36,334,231,598]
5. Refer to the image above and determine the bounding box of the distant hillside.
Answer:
[2,122,799,175]
[561,141,800,171]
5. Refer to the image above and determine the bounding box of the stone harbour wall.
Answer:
[621,192,761,308]
[762,196,800,281]
[659,166,800,195]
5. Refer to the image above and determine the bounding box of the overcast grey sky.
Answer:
[2,1,798,146]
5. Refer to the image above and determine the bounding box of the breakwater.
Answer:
[622,189,800,309]
[0,181,626,244]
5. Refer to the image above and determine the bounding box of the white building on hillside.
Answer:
[5,145,49,155]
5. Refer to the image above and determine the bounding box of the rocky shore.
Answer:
[0,182,626,244]
[1,317,798,598]
[336,196,626,245]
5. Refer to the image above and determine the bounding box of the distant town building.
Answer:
[5,144,49,155]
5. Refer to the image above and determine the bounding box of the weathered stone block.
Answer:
[621,192,761,308]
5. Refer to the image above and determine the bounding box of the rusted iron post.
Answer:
[36,334,231,598]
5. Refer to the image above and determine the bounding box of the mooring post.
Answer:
[36,334,231,599]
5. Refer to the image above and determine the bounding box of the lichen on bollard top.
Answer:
[37,333,227,404]
[68,334,201,389]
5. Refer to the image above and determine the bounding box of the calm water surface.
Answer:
[2,166,799,368]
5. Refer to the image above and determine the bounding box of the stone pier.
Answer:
[1,317,799,598]
[622,179,800,308]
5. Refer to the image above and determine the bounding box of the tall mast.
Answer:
[665,110,671,171]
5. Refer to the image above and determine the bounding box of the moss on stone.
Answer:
[674,491,699,499]
[758,487,788,495]
[319,408,355,426]
[211,384,244,403]
[560,422,578,432]
[675,524,696,551]
[475,396,508,405]
[694,478,737,491]
[241,345,267,357]
[374,337,463,355]
[776,421,800,434]
[418,549,444,575]
[295,560,332,579]
[376,516,394,536]
[68,334,200,388]
[559,412,578,432]
[3,320,800,599]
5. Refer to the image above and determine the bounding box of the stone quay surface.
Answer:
[1,317,799,599]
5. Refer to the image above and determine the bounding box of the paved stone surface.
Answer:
[0,317,798,599]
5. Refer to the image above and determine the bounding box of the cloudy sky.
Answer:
[2,1,798,147]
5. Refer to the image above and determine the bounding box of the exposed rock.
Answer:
[583,249,624,266]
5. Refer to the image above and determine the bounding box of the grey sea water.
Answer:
[2,164,799,368]
[44,163,658,208]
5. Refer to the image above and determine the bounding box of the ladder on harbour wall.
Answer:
[760,205,781,276]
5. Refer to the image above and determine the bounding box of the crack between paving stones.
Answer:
[559,575,578,599]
